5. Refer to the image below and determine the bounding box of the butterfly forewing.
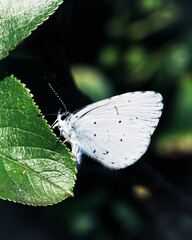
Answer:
[69,91,163,169]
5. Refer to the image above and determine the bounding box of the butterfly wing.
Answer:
[69,91,163,169]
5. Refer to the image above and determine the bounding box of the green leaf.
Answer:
[0,75,76,206]
[0,0,63,60]
[72,65,115,101]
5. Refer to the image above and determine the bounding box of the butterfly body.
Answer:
[52,91,163,169]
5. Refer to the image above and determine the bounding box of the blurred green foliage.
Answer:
[71,65,115,101]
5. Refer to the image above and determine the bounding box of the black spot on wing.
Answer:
[103,151,109,155]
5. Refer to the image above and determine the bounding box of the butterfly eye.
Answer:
[61,115,65,121]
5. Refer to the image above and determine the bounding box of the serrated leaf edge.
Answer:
[1,0,64,60]
[0,75,77,206]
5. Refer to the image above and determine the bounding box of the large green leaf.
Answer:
[0,0,63,60]
[0,75,76,206]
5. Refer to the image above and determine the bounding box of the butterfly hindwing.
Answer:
[69,91,163,169]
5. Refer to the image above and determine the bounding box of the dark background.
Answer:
[1,0,192,239]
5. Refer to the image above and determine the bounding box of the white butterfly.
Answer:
[52,91,163,169]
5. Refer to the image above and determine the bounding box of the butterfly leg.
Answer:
[71,143,84,169]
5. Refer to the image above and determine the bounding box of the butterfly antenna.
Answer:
[36,112,58,117]
[48,82,68,112]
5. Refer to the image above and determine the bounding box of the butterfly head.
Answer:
[51,110,70,129]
